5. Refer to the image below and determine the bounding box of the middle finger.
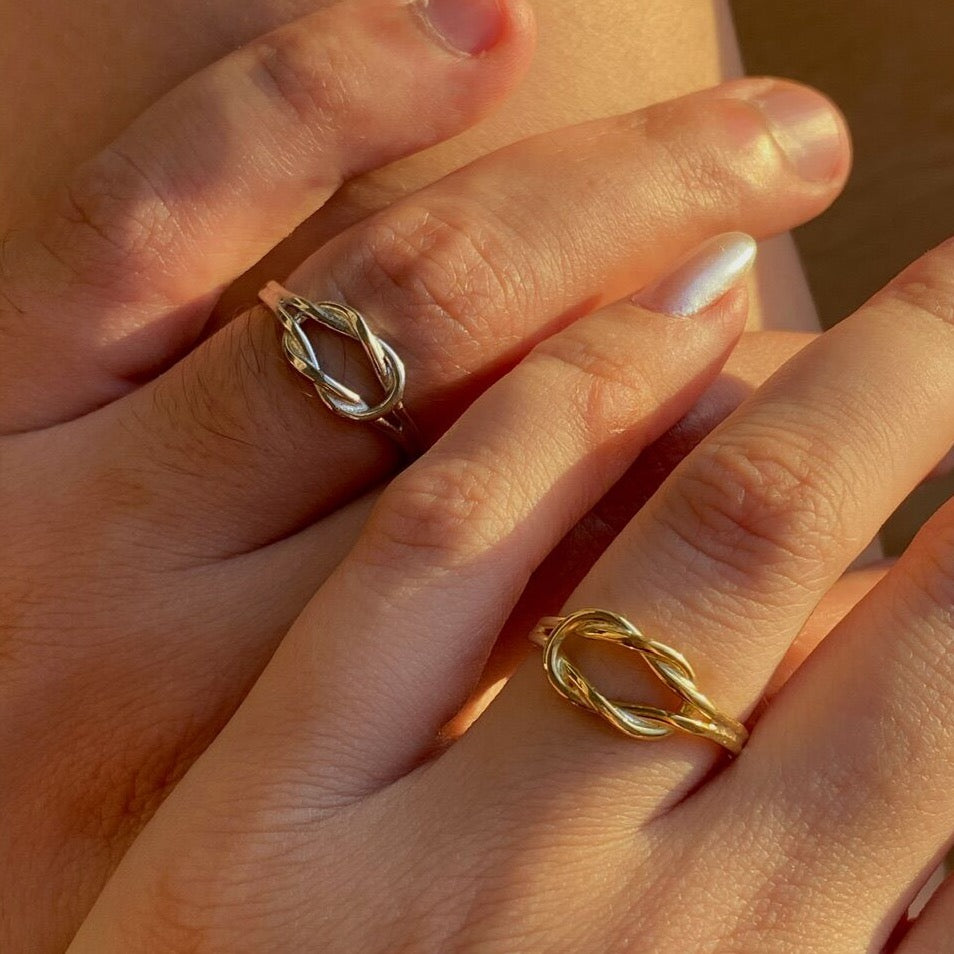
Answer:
[78,78,849,556]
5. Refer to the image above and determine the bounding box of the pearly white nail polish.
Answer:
[634,232,758,317]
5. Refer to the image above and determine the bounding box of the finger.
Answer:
[439,329,817,735]
[0,240,745,951]
[143,327,816,754]
[465,237,954,820]
[91,79,850,555]
[760,562,889,699]
[0,0,534,431]
[191,239,753,798]
[711,480,954,944]
[445,496,887,741]
[895,872,954,953]
[448,560,886,750]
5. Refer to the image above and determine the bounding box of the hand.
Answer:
[69,238,954,952]
[4,0,807,333]
[0,0,851,947]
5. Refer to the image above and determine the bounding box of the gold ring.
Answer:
[529,608,748,755]
[258,281,417,455]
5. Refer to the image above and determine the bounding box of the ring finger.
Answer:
[75,77,851,556]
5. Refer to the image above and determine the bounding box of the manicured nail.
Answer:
[745,84,845,182]
[633,233,757,318]
[417,0,505,55]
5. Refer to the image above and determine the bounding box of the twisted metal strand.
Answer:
[258,281,417,453]
[529,608,748,755]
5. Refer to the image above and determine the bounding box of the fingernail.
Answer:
[633,232,757,318]
[745,84,845,182]
[417,0,505,55]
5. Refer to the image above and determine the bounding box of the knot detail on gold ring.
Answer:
[258,281,416,453]
[529,608,748,755]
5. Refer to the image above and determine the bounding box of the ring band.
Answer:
[529,608,748,755]
[258,281,417,455]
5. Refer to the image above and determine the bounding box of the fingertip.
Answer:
[414,0,536,60]
[416,0,503,55]
[499,0,538,55]
[406,0,535,129]
[469,0,537,92]
[722,76,853,189]
[758,78,852,186]
[632,232,756,323]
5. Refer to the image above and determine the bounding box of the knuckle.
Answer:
[25,143,184,314]
[337,202,526,367]
[528,323,659,447]
[60,145,175,277]
[247,25,356,134]
[635,97,766,216]
[657,430,844,584]
[361,455,510,571]
[715,877,826,954]
[654,137,727,220]
[875,243,954,329]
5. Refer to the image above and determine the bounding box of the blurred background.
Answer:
[731,1,954,552]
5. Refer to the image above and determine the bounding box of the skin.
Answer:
[21,0,954,948]
[0,0,864,948]
[0,0,815,331]
[66,202,954,954]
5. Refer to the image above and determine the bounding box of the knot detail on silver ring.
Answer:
[529,608,748,754]
[258,281,416,453]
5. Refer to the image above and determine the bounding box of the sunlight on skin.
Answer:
[0,0,817,330]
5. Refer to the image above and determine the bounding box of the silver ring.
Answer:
[258,281,417,455]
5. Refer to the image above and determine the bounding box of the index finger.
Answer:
[0,0,534,431]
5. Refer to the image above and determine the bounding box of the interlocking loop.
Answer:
[258,281,417,454]
[529,608,748,754]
